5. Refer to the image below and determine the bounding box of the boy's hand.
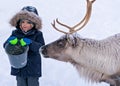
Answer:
[8,36,18,45]
[20,38,32,46]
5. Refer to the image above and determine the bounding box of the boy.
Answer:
[3,6,45,86]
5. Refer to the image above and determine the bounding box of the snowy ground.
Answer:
[0,0,120,86]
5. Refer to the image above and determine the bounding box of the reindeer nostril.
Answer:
[40,46,47,55]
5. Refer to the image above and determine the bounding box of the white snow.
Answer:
[0,0,120,86]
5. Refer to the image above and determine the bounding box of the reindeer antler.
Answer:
[51,0,95,34]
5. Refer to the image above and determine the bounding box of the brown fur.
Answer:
[9,10,42,29]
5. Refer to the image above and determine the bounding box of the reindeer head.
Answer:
[40,0,95,62]
[41,34,82,62]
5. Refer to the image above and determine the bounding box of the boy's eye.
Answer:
[21,21,25,23]
[27,21,33,24]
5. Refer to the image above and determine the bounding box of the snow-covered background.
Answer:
[0,0,120,86]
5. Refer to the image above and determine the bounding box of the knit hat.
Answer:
[9,6,42,29]
[22,6,39,15]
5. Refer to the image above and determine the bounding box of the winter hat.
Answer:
[9,6,42,29]
[22,6,39,15]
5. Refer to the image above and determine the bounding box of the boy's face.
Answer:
[20,19,34,32]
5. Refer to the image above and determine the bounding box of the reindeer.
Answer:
[40,0,120,86]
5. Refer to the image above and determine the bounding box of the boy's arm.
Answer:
[29,32,45,52]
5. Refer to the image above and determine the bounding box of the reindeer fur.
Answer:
[40,33,120,86]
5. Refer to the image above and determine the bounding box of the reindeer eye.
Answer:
[57,40,65,48]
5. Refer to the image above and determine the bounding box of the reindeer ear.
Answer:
[65,34,79,48]
[72,36,79,48]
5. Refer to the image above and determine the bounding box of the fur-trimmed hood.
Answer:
[9,10,42,29]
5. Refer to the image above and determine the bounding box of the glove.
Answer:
[7,36,18,45]
[20,38,32,46]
